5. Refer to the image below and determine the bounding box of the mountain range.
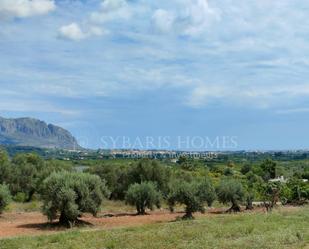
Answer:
[0,117,81,150]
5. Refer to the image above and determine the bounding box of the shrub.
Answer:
[13,192,27,203]
[0,184,11,214]
[125,181,161,215]
[41,172,109,227]
[216,179,244,212]
[168,179,216,219]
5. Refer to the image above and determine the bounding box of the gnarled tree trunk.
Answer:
[227,201,241,212]
[59,212,75,228]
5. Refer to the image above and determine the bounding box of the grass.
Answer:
[6,200,136,214]
[7,201,42,213]
[0,206,308,249]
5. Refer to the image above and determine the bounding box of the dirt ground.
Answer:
[0,206,295,239]
[0,210,188,239]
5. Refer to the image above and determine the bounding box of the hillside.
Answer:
[0,117,81,150]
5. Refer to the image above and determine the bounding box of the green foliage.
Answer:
[87,159,171,201]
[216,179,245,212]
[7,153,73,202]
[286,178,309,204]
[197,178,217,207]
[0,184,11,214]
[13,192,27,203]
[0,149,9,166]
[168,179,216,219]
[125,181,161,215]
[41,172,109,227]
[0,161,11,185]
[260,159,277,180]
[258,181,282,211]
[87,163,131,200]
[10,163,37,202]
[129,159,171,196]
[240,164,252,175]
[223,167,234,176]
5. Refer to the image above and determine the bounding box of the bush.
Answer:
[0,184,11,214]
[41,172,109,227]
[168,179,216,219]
[125,181,161,215]
[13,192,27,203]
[216,179,244,212]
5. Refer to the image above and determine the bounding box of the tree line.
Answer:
[0,149,308,227]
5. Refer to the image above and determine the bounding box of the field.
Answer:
[0,205,308,249]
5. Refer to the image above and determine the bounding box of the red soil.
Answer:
[0,210,185,239]
[0,206,295,239]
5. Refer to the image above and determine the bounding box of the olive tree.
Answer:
[0,184,11,214]
[0,149,9,166]
[168,179,216,219]
[216,179,245,212]
[128,159,171,196]
[259,182,282,212]
[41,172,109,227]
[125,181,161,215]
[0,163,11,186]
[286,178,309,205]
[87,164,131,200]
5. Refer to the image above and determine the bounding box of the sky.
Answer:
[1,0,309,150]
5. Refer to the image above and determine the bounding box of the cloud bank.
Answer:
[0,0,55,19]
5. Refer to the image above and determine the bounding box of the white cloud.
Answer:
[152,9,175,33]
[59,23,85,41]
[182,0,221,36]
[58,23,105,41]
[4,0,309,113]
[59,0,130,41]
[0,0,55,19]
[90,0,131,23]
[186,83,309,109]
[150,0,221,37]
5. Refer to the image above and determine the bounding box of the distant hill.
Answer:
[0,117,81,150]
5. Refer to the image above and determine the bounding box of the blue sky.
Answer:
[1,0,309,150]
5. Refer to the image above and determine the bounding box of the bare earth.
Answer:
[0,211,185,239]
[0,207,296,239]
